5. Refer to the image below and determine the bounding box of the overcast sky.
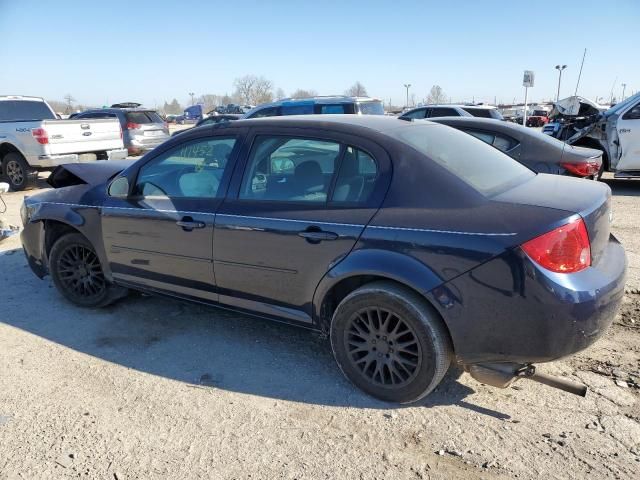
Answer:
[1,0,638,107]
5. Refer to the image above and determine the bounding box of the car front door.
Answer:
[101,133,241,301]
[614,100,640,171]
[213,128,390,324]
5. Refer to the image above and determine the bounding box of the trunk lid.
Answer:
[493,174,612,263]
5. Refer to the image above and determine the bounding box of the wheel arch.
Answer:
[0,142,26,163]
[313,249,447,333]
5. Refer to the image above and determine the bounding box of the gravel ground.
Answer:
[0,174,638,479]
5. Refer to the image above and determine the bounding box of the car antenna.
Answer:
[574,48,587,97]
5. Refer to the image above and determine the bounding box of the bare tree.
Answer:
[344,82,368,97]
[290,89,318,99]
[199,94,223,112]
[233,74,274,105]
[426,85,447,104]
[275,88,286,100]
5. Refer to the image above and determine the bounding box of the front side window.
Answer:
[402,108,427,120]
[135,137,236,198]
[240,136,341,202]
[623,102,640,120]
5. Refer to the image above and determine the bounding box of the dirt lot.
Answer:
[0,174,638,480]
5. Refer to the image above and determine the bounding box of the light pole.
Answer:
[621,83,627,101]
[554,65,567,102]
[189,92,195,105]
[403,84,411,108]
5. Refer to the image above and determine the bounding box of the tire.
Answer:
[2,152,34,191]
[330,281,452,404]
[49,232,125,308]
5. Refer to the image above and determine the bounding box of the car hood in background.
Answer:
[47,160,135,188]
[550,96,605,118]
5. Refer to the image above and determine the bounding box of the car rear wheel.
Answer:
[2,153,34,191]
[330,281,452,404]
[50,233,124,308]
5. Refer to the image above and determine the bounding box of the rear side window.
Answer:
[319,104,346,114]
[0,100,56,121]
[332,147,378,203]
[465,129,516,153]
[282,104,314,115]
[240,136,341,202]
[389,123,533,196]
[357,101,385,115]
[428,107,459,117]
[248,106,280,118]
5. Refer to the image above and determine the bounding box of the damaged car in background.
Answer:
[543,93,640,179]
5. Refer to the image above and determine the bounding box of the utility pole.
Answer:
[621,83,627,101]
[189,92,195,105]
[555,64,567,102]
[403,84,411,108]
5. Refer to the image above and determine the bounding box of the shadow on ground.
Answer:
[603,177,640,197]
[0,247,505,416]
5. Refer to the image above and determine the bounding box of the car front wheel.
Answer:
[330,281,452,404]
[50,232,124,308]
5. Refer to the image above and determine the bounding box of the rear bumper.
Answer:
[27,148,128,168]
[430,234,627,365]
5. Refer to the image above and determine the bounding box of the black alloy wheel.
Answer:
[345,307,422,387]
[50,233,114,307]
[330,281,452,404]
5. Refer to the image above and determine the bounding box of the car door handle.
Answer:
[176,217,206,231]
[298,229,338,242]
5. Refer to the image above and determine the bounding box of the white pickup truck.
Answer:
[0,96,127,190]
[543,92,640,179]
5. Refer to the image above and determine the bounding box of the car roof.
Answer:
[242,113,425,129]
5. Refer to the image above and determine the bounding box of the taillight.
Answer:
[521,218,591,273]
[31,127,49,144]
[126,122,141,130]
[561,161,600,177]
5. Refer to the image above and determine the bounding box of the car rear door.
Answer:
[101,131,242,301]
[213,126,391,324]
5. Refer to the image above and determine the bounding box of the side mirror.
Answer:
[108,177,130,198]
[0,182,9,194]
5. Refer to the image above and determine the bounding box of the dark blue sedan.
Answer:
[20,116,626,403]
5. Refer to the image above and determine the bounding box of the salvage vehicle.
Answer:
[243,96,385,118]
[21,116,626,403]
[543,94,640,179]
[73,103,170,156]
[400,104,504,121]
[0,96,127,190]
[429,117,602,178]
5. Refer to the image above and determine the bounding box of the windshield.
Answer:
[388,123,534,196]
[0,100,56,121]
[357,101,384,115]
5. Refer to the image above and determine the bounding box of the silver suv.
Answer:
[400,104,504,121]
[73,103,170,155]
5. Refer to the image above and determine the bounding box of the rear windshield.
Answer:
[357,101,385,115]
[125,111,163,124]
[388,123,534,196]
[0,100,56,121]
